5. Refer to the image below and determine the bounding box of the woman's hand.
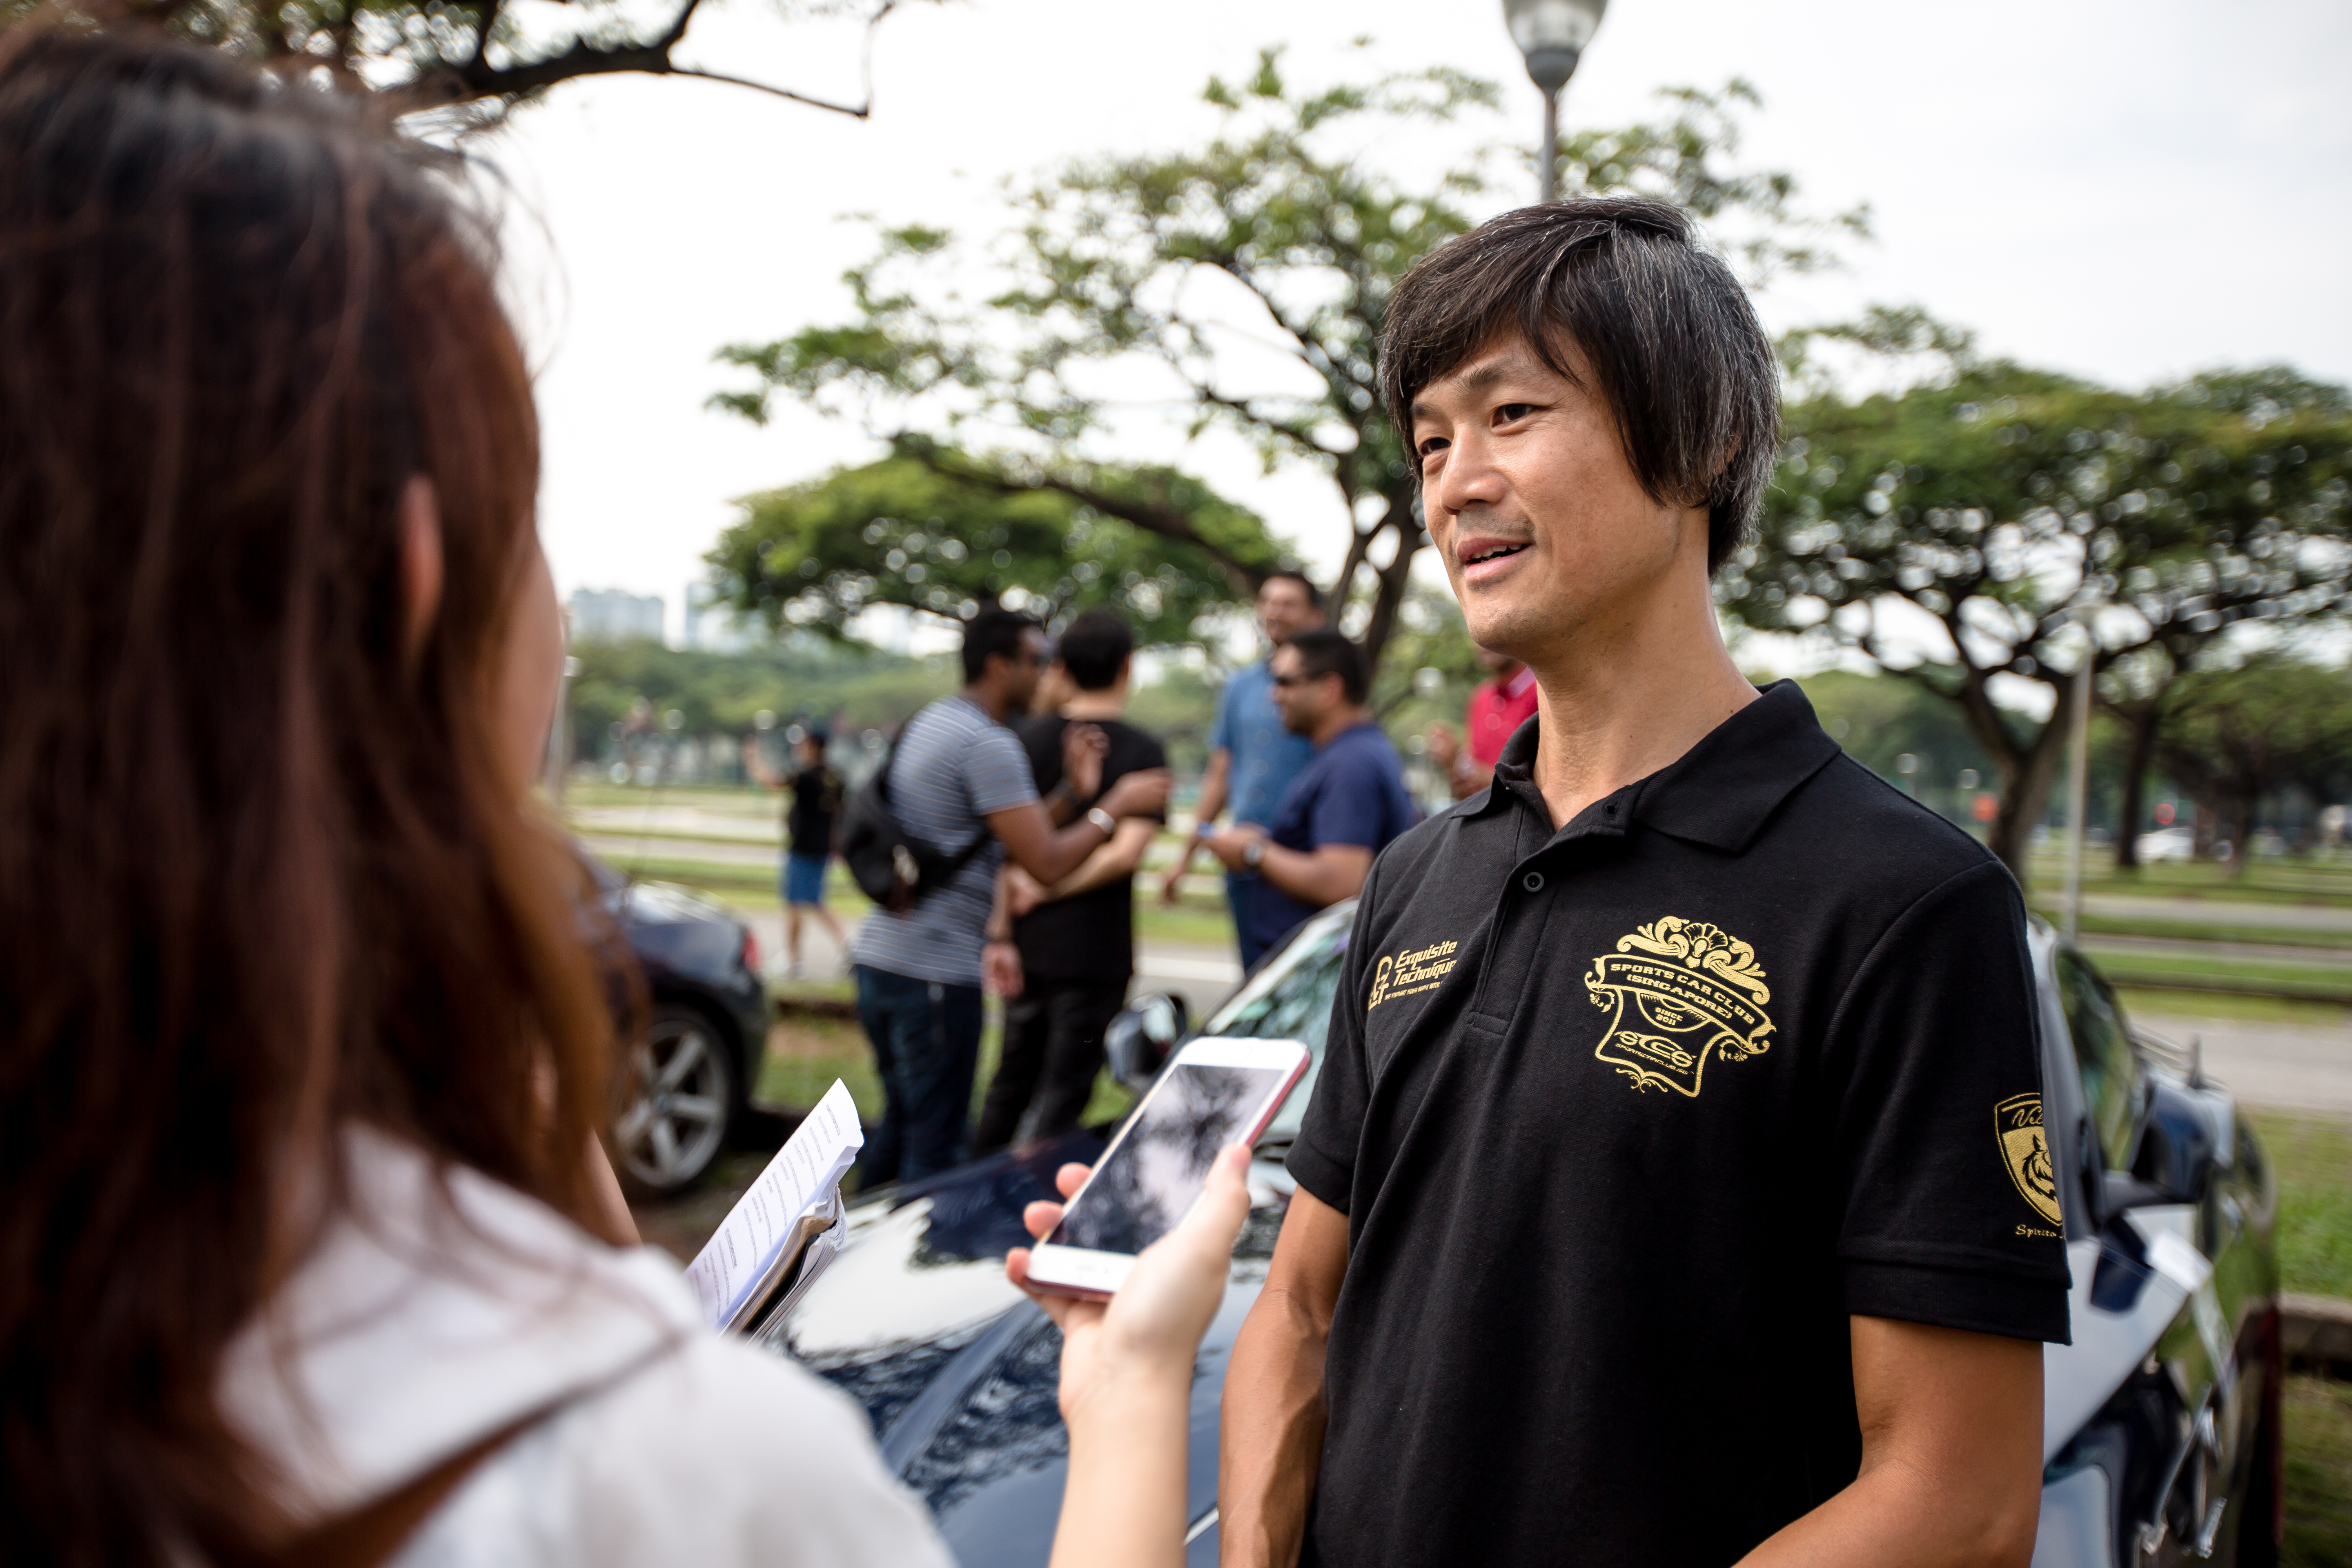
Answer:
[1006,1145,1253,1423]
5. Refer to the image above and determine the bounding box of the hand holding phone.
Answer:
[1018,1038,1306,1299]
[1006,1143,1254,1413]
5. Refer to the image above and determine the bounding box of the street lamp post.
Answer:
[1503,0,1608,205]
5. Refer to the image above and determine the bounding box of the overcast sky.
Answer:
[488,0,2352,641]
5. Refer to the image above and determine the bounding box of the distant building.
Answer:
[568,588,665,644]
[683,583,756,653]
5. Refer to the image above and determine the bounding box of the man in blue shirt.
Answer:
[1202,628,1416,959]
[1162,570,1325,967]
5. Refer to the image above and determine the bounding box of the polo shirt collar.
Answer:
[1482,680,1841,854]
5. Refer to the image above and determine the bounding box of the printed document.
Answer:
[684,1078,864,1329]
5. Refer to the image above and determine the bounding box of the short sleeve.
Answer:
[1826,860,2072,1343]
[1286,865,1381,1215]
[961,721,1042,817]
[1208,679,1240,755]
[1305,753,1390,850]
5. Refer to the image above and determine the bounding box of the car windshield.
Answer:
[1198,902,1354,1144]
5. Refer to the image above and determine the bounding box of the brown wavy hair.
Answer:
[0,28,623,1564]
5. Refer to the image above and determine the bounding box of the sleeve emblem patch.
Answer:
[1583,918,1774,1098]
[1995,1093,2064,1227]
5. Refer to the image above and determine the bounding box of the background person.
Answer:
[977,608,1169,1154]
[746,723,846,977]
[1201,629,1415,963]
[1160,570,1325,968]
[847,607,1169,1185]
[0,33,1228,1568]
[1425,647,1538,800]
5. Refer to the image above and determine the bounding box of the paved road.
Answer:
[2077,894,2352,934]
[2133,1012,2352,1117]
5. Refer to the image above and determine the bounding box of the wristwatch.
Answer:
[1241,838,1266,870]
[1086,806,1118,836]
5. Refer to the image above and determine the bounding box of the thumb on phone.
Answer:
[1094,1144,1253,1378]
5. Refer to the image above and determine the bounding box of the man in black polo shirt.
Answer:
[1218,198,2069,1568]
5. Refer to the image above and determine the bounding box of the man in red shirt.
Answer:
[1426,648,1538,800]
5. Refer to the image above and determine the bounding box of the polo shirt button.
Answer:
[1522,871,1546,893]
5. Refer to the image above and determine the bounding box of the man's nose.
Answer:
[1434,430,1508,519]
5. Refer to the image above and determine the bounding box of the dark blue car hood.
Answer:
[767,1132,1289,1567]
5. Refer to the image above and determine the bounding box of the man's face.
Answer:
[1410,332,1706,666]
[1257,578,1322,647]
[997,628,1045,709]
[1269,645,1335,736]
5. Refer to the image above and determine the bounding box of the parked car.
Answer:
[2138,826,2197,864]
[587,852,772,1196]
[766,901,2283,1568]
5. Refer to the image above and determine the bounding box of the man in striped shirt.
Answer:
[848,608,1170,1183]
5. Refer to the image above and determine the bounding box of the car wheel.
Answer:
[613,1002,736,1196]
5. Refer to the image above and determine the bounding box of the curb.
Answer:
[2285,1292,2352,1377]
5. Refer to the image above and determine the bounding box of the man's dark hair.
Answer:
[1055,607,1134,692]
[1283,628,1368,706]
[1261,568,1323,611]
[962,606,1039,683]
[1379,197,1779,571]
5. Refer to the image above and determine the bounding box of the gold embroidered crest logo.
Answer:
[1995,1094,2062,1227]
[1583,917,1773,1097]
[1367,939,1459,1011]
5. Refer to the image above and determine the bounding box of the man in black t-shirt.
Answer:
[974,608,1168,1153]
[1218,200,2069,1568]
[748,726,845,978]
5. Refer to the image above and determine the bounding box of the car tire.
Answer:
[2236,1317,2284,1568]
[612,1001,738,1197]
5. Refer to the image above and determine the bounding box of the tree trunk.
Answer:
[1354,501,1425,680]
[1942,668,2073,882]
[2111,701,2163,872]
[1985,714,2074,881]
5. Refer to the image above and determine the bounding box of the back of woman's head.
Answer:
[0,28,618,1563]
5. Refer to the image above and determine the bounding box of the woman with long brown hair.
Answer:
[0,27,1246,1568]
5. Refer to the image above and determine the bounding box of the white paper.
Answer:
[684,1079,864,1329]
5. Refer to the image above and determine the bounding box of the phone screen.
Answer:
[1046,1061,1287,1256]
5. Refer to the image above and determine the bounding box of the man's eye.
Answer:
[1417,437,1450,459]
[1495,403,1537,425]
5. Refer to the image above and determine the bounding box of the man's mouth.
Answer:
[1458,539,1531,577]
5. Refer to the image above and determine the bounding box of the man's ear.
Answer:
[399,476,444,665]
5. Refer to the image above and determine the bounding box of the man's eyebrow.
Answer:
[1408,354,1555,425]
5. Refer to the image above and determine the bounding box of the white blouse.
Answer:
[218,1128,954,1567]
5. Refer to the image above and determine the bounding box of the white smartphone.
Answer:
[1022,1037,1310,1299]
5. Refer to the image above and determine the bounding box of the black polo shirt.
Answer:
[1288,681,2070,1568]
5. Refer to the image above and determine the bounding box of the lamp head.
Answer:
[1503,0,1607,93]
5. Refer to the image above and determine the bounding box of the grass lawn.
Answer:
[2287,1374,2352,1568]
[2245,1110,2352,1565]
[2247,1113,2352,1302]
[2121,989,2352,1028]
[2024,855,2352,910]
[755,1005,1136,1194]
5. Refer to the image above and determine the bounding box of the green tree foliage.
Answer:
[2152,655,2352,872]
[1720,335,2352,874]
[1793,670,1997,813]
[566,637,947,763]
[712,53,1852,674]
[24,0,913,122]
[704,452,1273,644]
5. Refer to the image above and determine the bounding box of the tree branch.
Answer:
[383,0,882,116]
